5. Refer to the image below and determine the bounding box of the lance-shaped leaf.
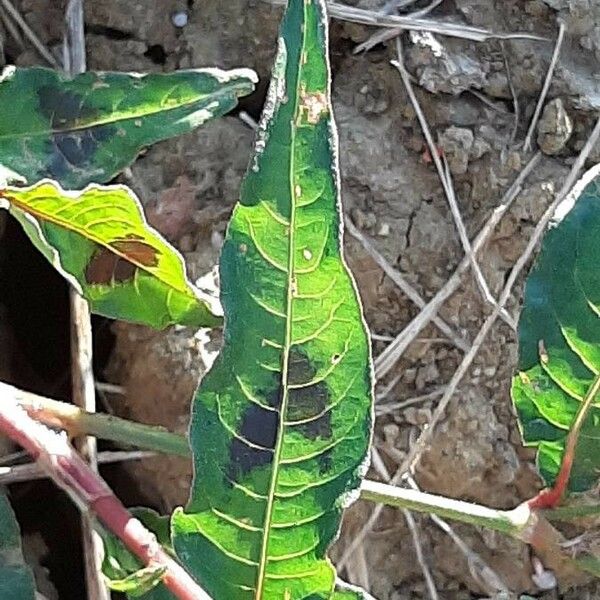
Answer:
[0,65,257,188]
[512,164,600,493]
[0,491,36,600]
[0,180,221,329]
[172,0,373,598]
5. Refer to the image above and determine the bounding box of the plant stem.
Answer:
[0,382,190,457]
[360,479,527,536]
[9,380,600,531]
[0,392,210,600]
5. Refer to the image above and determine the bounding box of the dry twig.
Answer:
[501,41,520,146]
[370,448,439,600]
[0,0,59,67]
[392,38,516,331]
[0,450,156,485]
[345,216,469,352]
[523,22,566,152]
[263,0,547,43]
[62,3,108,597]
[357,0,445,52]
[375,151,541,379]
[405,476,508,594]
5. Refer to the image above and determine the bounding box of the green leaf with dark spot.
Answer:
[0,491,36,600]
[1,180,221,329]
[101,508,175,600]
[512,164,600,492]
[171,0,373,598]
[0,65,257,188]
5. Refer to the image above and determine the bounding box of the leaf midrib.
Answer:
[0,79,252,141]
[254,6,308,597]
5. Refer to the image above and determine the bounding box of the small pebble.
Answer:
[171,10,189,28]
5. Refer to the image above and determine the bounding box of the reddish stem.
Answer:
[527,450,574,510]
[0,395,210,600]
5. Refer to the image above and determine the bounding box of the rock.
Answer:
[537,98,573,155]
[407,31,487,96]
[438,126,474,175]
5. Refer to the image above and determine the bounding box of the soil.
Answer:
[3,0,600,599]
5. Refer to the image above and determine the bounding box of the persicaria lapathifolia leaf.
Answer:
[513,164,600,494]
[0,180,221,329]
[0,65,257,188]
[0,491,36,600]
[171,0,374,598]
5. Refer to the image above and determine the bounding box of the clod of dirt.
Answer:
[537,98,573,155]
[105,324,221,511]
[438,126,475,175]
[407,32,487,96]
[145,175,198,242]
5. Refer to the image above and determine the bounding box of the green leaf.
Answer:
[172,0,373,598]
[101,508,175,600]
[1,180,221,329]
[512,164,600,492]
[0,65,257,188]
[0,491,36,600]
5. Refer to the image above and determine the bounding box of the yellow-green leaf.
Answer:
[1,180,220,329]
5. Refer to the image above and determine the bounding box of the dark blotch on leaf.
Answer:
[240,404,278,449]
[38,86,115,177]
[85,239,159,285]
[228,441,273,477]
[265,386,283,409]
[110,238,160,267]
[287,348,315,387]
[228,403,278,477]
[286,349,333,440]
[85,247,136,285]
[289,383,332,441]
[318,449,333,475]
[38,86,97,128]
[47,125,114,179]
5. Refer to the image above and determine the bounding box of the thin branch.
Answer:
[371,448,439,600]
[263,0,547,43]
[404,508,437,600]
[356,0,445,52]
[501,41,520,146]
[62,2,106,596]
[405,476,508,594]
[376,387,445,416]
[375,149,541,379]
[0,450,156,485]
[1,382,189,457]
[392,38,516,331]
[0,0,60,67]
[381,0,420,13]
[345,150,541,564]
[345,216,469,352]
[0,394,210,600]
[523,22,566,152]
